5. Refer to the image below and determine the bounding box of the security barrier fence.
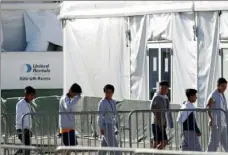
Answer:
[128,109,228,152]
[1,144,43,155]
[1,95,151,138]
[20,111,130,153]
[3,109,224,153]
[55,146,134,155]
[1,96,61,138]
[1,145,228,155]
[55,146,228,155]
[1,96,227,153]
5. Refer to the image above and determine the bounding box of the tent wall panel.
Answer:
[148,13,173,41]
[1,9,59,51]
[129,16,149,100]
[197,12,220,107]
[172,12,197,106]
[60,2,228,104]
[63,18,130,100]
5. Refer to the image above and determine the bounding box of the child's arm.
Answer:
[16,103,23,129]
[98,101,106,131]
[64,95,81,111]
[66,95,81,105]
[114,100,119,128]
[206,97,215,125]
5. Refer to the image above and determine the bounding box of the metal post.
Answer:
[158,47,161,82]
[128,112,133,148]
[0,0,2,152]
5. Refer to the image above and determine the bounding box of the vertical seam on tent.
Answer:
[108,19,111,69]
[195,11,200,107]
[171,12,174,106]
[192,1,200,107]
[127,17,132,98]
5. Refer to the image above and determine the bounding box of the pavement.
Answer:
[1,135,179,155]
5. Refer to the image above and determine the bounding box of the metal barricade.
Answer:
[1,144,43,155]
[1,113,18,146]
[134,148,228,155]
[128,109,228,151]
[11,108,228,153]
[1,114,8,144]
[55,146,135,155]
[55,146,228,155]
[21,111,130,153]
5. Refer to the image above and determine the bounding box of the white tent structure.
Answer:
[59,1,228,107]
[1,2,61,51]
[24,10,63,52]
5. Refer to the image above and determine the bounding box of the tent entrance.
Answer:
[147,42,172,100]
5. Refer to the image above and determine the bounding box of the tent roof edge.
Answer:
[59,1,228,20]
[59,3,193,20]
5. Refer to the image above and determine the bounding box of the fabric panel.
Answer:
[63,18,130,100]
[172,12,197,106]
[148,13,173,41]
[24,11,63,52]
[198,12,220,108]
[129,15,150,100]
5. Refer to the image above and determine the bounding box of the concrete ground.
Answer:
[1,135,182,155]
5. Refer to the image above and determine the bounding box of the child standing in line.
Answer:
[150,81,173,150]
[177,89,202,151]
[59,83,82,148]
[15,86,36,155]
[97,84,120,155]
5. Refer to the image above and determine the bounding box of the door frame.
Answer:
[220,42,228,77]
[147,41,173,99]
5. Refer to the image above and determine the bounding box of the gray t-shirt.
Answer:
[150,96,169,126]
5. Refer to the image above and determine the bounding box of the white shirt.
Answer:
[15,99,33,130]
[220,94,227,127]
[177,101,196,123]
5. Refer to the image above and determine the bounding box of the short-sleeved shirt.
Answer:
[207,90,228,126]
[150,96,169,126]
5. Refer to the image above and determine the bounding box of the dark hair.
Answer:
[159,80,169,87]
[70,83,82,93]
[217,78,227,85]
[103,84,115,93]
[24,86,36,94]
[185,89,197,99]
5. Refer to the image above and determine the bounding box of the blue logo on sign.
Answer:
[25,64,32,73]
